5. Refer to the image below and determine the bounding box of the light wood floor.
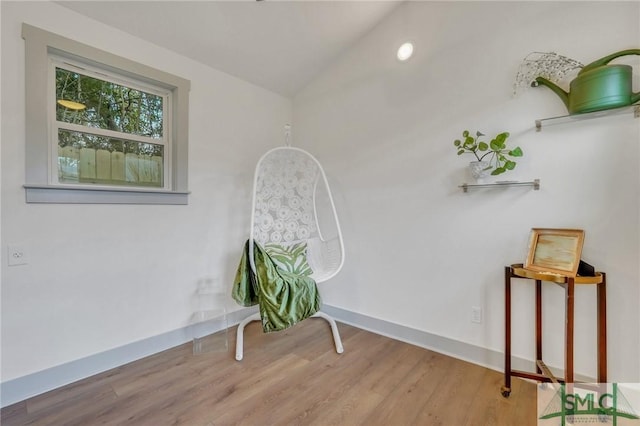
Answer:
[1,320,537,425]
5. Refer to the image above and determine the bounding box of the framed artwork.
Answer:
[524,228,585,277]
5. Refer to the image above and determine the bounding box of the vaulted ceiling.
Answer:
[56,1,402,97]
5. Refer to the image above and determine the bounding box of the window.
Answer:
[22,24,190,204]
[54,58,169,188]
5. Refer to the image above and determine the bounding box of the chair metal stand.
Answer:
[235,311,344,361]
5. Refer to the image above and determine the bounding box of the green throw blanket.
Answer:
[232,240,320,333]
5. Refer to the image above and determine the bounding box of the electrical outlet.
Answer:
[471,306,482,324]
[8,245,28,266]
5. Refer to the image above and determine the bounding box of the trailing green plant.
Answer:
[453,130,523,176]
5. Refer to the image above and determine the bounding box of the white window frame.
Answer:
[22,24,190,204]
[50,56,172,190]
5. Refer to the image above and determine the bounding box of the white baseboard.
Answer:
[0,306,257,408]
[321,305,523,373]
[321,304,592,383]
[1,304,583,408]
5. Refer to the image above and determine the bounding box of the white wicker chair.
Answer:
[235,146,345,361]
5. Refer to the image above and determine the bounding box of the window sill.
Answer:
[24,184,189,205]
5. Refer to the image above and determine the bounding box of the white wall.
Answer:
[1,1,291,383]
[294,1,640,382]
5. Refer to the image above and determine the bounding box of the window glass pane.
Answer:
[56,67,163,139]
[58,129,164,187]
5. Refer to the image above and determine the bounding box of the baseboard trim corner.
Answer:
[3,304,590,408]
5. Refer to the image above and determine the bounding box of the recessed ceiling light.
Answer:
[397,42,414,61]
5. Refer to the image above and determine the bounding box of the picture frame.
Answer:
[524,228,585,277]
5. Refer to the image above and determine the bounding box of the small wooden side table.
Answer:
[501,264,606,397]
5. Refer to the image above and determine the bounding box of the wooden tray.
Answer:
[511,263,603,285]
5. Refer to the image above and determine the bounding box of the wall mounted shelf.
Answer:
[459,179,540,193]
[535,104,639,131]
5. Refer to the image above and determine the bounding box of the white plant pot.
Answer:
[469,160,491,182]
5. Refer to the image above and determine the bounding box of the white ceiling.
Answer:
[56,1,401,97]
